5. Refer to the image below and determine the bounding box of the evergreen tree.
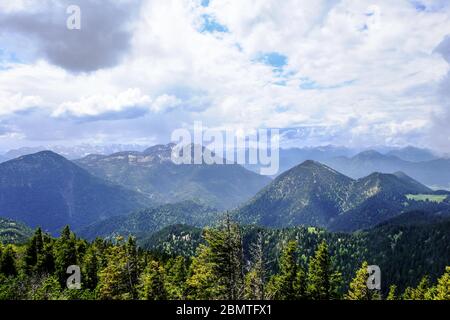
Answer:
[0,245,17,277]
[267,241,306,300]
[244,232,267,300]
[403,276,430,300]
[31,275,62,300]
[306,241,341,299]
[202,214,244,299]
[23,228,43,273]
[345,261,380,300]
[165,256,188,300]
[430,266,450,300]
[386,285,397,300]
[54,226,78,286]
[186,244,223,299]
[125,237,139,299]
[82,246,98,290]
[138,260,167,300]
[96,244,130,300]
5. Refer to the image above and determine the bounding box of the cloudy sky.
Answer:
[0,0,450,152]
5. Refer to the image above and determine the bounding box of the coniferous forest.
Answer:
[1,217,449,301]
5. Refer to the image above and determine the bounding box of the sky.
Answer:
[0,0,450,152]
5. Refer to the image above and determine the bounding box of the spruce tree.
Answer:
[165,256,188,299]
[386,284,397,300]
[306,241,341,299]
[0,245,17,277]
[431,266,450,300]
[186,244,223,299]
[54,226,78,286]
[345,261,380,300]
[82,246,98,290]
[138,260,167,300]
[202,214,244,299]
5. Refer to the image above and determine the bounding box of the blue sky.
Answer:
[1,0,450,152]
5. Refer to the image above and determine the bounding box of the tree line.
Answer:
[0,217,448,300]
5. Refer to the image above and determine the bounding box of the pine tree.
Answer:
[306,241,341,299]
[430,266,450,300]
[345,261,380,300]
[202,214,244,299]
[96,244,131,300]
[386,284,397,300]
[186,244,223,299]
[32,275,62,300]
[54,226,78,286]
[165,256,188,299]
[138,260,167,300]
[23,228,44,273]
[125,237,139,299]
[403,276,430,300]
[82,246,98,290]
[0,245,17,277]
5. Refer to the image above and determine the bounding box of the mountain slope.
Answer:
[235,160,354,227]
[234,160,441,231]
[78,201,219,240]
[75,143,271,210]
[139,216,450,293]
[0,151,153,233]
[0,217,33,244]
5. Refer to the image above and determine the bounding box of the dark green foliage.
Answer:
[78,202,218,241]
[0,222,449,300]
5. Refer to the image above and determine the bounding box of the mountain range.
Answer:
[323,150,450,189]
[234,160,450,231]
[75,143,271,210]
[0,151,153,233]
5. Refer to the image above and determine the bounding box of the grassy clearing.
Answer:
[406,194,448,203]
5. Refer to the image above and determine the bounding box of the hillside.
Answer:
[78,201,219,240]
[140,214,450,293]
[234,160,444,231]
[0,217,33,244]
[0,151,153,233]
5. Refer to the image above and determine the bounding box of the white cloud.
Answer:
[53,88,151,118]
[0,91,42,115]
[0,0,450,150]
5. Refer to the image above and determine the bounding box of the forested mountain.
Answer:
[324,150,450,189]
[234,160,448,231]
[0,151,153,233]
[141,213,450,294]
[1,219,448,300]
[0,218,32,244]
[78,201,219,240]
[75,143,271,210]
